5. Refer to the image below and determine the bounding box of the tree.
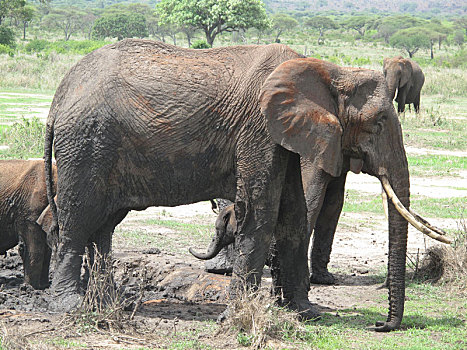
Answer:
[0,0,47,26]
[92,13,147,41]
[12,4,34,39]
[389,27,431,58]
[42,7,87,41]
[341,15,377,38]
[271,13,298,43]
[156,0,270,47]
[375,15,426,44]
[0,0,25,25]
[179,24,197,47]
[454,16,467,36]
[453,30,465,46]
[304,15,337,45]
[0,24,15,46]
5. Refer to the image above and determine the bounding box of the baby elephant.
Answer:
[0,159,56,289]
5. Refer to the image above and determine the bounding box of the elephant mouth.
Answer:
[350,158,364,174]
[380,176,452,244]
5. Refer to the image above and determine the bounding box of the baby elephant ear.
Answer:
[260,58,343,177]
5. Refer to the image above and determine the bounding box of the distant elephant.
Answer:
[383,56,425,113]
[0,159,56,289]
[44,39,437,331]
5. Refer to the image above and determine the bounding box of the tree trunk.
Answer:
[23,22,27,40]
[430,40,434,59]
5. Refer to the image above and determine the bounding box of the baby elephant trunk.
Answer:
[189,204,236,260]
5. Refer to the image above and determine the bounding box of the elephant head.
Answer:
[383,56,413,101]
[258,57,440,331]
[189,204,236,260]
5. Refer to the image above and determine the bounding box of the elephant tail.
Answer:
[44,118,59,248]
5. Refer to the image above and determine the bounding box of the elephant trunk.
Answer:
[386,75,398,101]
[374,117,410,331]
[190,204,237,261]
[189,237,224,260]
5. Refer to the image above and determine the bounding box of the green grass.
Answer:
[343,190,385,215]
[410,196,466,219]
[296,283,466,350]
[342,189,465,219]
[401,113,466,151]
[114,217,214,255]
[408,154,467,177]
[48,338,87,348]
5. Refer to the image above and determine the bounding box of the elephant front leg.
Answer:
[275,154,324,320]
[309,171,347,285]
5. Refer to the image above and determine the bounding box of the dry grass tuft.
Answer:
[0,325,50,350]
[415,217,467,292]
[69,245,146,334]
[220,284,308,349]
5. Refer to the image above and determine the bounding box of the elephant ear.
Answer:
[260,58,343,177]
[399,59,413,88]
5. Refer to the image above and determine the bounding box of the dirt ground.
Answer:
[0,154,465,349]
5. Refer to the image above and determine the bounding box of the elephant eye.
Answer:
[375,114,387,135]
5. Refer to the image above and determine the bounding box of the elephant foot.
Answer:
[283,298,321,321]
[48,292,82,313]
[310,270,335,285]
[374,319,401,332]
[377,277,389,289]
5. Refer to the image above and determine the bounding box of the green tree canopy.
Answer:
[91,13,148,41]
[454,16,467,36]
[155,0,270,47]
[375,15,426,43]
[42,7,87,41]
[341,15,377,37]
[271,13,298,43]
[389,27,431,58]
[304,15,338,45]
[12,4,35,39]
[0,24,15,46]
[0,0,24,25]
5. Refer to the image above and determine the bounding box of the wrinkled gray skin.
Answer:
[0,160,56,289]
[43,40,409,331]
[194,158,350,285]
[383,56,425,114]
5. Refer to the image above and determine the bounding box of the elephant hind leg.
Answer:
[82,209,129,289]
[413,93,421,113]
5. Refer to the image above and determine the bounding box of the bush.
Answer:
[0,43,14,56]
[25,39,49,53]
[0,25,15,48]
[2,117,45,159]
[191,40,210,49]
[24,39,108,55]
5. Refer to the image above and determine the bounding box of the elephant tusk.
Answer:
[408,208,449,236]
[380,176,452,244]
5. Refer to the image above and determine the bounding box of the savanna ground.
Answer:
[0,38,466,349]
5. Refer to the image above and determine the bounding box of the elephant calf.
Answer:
[0,159,56,289]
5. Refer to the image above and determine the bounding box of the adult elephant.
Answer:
[45,39,423,331]
[0,159,56,289]
[383,56,425,113]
